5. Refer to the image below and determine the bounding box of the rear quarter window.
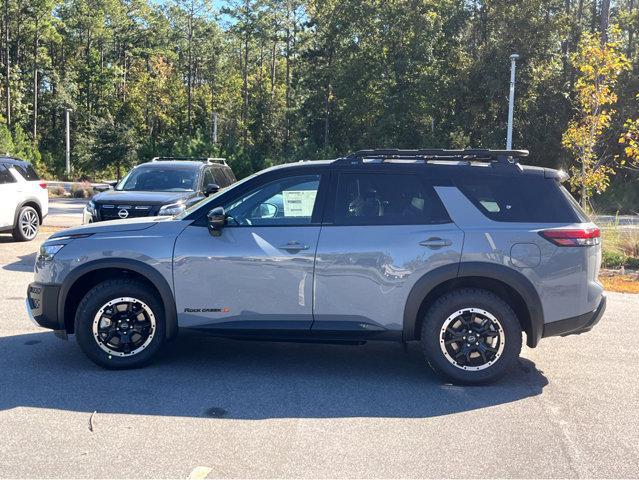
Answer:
[12,163,40,181]
[456,176,583,223]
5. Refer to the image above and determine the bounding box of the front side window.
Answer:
[202,168,215,188]
[333,172,450,226]
[117,167,199,192]
[224,174,321,226]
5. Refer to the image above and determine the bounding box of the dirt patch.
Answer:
[599,274,639,294]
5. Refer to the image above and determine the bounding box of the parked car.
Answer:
[83,157,236,223]
[27,149,605,384]
[0,157,48,241]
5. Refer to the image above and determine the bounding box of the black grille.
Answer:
[98,204,159,221]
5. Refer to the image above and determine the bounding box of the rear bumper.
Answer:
[542,295,606,338]
[26,282,62,331]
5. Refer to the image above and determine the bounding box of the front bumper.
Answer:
[26,282,62,331]
[542,295,607,338]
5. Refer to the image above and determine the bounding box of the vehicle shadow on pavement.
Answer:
[2,252,36,272]
[0,330,548,419]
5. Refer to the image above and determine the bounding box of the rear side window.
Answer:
[212,167,229,188]
[334,172,451,226]
[456,176,584,223]
[225,168,236,183]
[12,163,39,181]
[0,164,16,184]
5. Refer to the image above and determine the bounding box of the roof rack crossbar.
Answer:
[336,148,528,165]
[151,156,227,165]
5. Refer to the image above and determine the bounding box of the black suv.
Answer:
[83,157,236,223]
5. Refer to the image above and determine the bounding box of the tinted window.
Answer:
[211,167,228,187]
[456,176,583,223]
[117,167,199,191]
[334,173,451,226]
[225,167,236,183]
[225,175,321,226]
[0,165,16,184]
[12,163,39,181]
[202,168,215,188]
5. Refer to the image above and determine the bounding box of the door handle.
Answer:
[278,242,310,251]
[419,237,452,249]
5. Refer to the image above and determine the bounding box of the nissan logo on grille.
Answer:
[118,208,129,219]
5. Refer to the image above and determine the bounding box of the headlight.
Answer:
[158,202,186,216]
[85,200,96,214]
[38,244,65,261]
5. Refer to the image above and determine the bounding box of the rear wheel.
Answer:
[421,288,522,385]
[12,206,39,241]
[75,279,166,369]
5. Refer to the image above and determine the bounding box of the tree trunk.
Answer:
[599,0,610,44]
[187,7,193,135]
[270,40,276,97]
[4,0,10,126]
[33,18,39,142]
[242,34,249,148]
[323,81,331,148]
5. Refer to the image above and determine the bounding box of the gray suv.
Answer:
[26,149,606,384]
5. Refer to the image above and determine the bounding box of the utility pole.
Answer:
[65,108,71,177]
[506,53,519,150]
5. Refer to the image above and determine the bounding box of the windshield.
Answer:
[117,167,199,192]
[174,170,262,220]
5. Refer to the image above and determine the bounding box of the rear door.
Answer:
[312,169,464,338]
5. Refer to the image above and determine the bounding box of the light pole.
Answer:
[506,53,519,150]
[65,108,71,177]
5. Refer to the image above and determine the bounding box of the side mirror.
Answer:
[204,183,220,196]
[207,206,226,236]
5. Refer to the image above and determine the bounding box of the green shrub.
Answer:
[602,250,628,268]
[626,257,639,270]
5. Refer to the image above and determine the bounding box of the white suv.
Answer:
[0,157,48,241]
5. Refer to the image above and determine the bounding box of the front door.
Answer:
[173,172,327,333]
[312,170,464,338]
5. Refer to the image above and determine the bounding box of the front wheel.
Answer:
[75,279,166,369]
[421,288,522,385]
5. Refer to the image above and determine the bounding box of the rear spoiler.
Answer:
[544,168,569,182]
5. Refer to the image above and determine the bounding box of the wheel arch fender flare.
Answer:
[402,262,544,347]
[58,258,178,339]
[13,197,42,225]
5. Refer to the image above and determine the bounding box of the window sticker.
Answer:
[283,190,317,217]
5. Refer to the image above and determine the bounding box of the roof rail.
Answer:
[151,156,227,165]
[335,148,529,166]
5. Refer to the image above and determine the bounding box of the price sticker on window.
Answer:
[283,190,317,217]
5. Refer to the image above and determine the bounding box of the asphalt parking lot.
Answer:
[1,227,638,478]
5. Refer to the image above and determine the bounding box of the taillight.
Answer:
[539,227,601,247]
[39,182,47,189]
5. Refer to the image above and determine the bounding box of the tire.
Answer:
[75,279,166,369]
[420,288,522,385]
[12,206,40,241]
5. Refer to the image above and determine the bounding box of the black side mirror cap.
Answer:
[204,183,220,196]
[207,206,226,236]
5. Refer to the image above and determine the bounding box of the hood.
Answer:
[48,216,169,239]
[92,189,193,205]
